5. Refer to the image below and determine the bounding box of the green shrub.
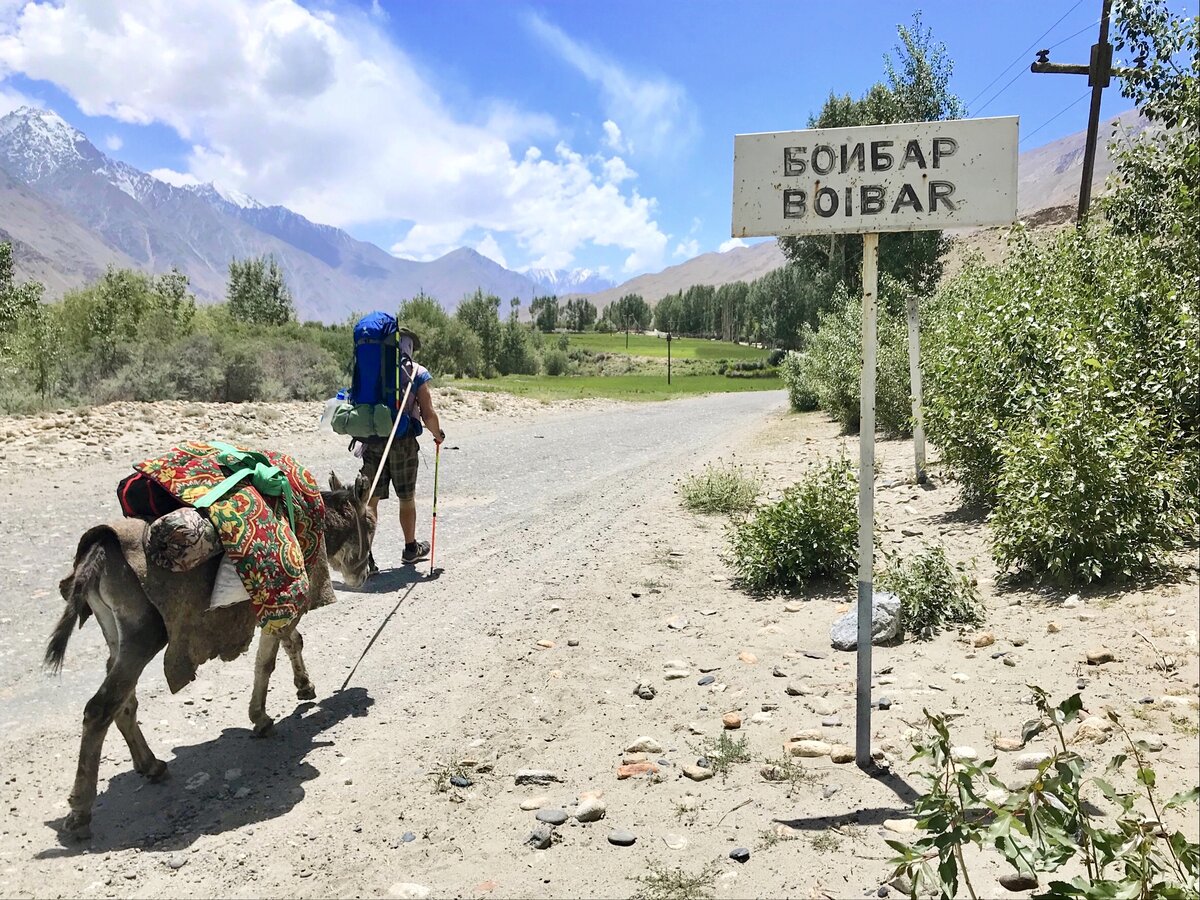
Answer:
[784,286,912,435]
[727,457,857,591]
[924,227,1199,582]
[680,463,760,515]
[876,545,982,640]
[542,348,570,376]
[780,350,818,411]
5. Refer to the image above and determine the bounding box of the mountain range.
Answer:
[1,105,1145,320]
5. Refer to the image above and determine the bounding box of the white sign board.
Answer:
[732,116,1018,237]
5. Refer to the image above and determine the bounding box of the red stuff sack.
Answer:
[117,471,185,521]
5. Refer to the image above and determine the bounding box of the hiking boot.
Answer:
[402,541,430,564]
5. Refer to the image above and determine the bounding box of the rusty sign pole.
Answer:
[856,232,879,769]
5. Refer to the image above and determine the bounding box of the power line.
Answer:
[964,0,1087,110]
[975,15,1103,115]
[1020,89,1093,146]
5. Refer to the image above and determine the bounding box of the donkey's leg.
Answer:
[248,630,282,736]
[113,690,168,782]
[66,640,161,837]
[280,627,316,701]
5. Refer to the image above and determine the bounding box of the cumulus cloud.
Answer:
[149,167,201,187]
[0,0,670,273]
[601,119,626,153]
[103,133,122,151]
[0,84,33,115]
[718,237,747,253]
[475,233,507,268]
[527,13,698,159]
[673,238,699,259]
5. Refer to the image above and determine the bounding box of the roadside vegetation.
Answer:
[680,462,761,515]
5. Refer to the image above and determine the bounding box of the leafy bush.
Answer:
[680,463,760,515]
[876,545,982,640]
[924,227,1199,582]
[727,457,857,591]
[784,285,912,435]
[890,688,1200,900]
[542,348,570,376]
[780,351,819,411]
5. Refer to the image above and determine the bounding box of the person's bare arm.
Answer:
[417,383,443,443]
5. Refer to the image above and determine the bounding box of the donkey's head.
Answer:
[322,471,376,588]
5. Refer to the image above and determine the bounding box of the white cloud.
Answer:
[673,238,699,259]
[103,132,122,151]
[149,167,201,187]
[475,232,507,269]
[527,13,698,159]
[0,0,670,274]
[0,84,34,115]
[601,119,627,153]
[718,237,747,253]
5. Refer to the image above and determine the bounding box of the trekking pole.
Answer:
[366,356,416,501]
[428,440,442,578]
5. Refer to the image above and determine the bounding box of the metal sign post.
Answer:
[731,116,1018,771]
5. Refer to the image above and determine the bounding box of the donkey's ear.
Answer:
[353,473,371,505]
[328,471,344,492]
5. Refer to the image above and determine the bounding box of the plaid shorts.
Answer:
[359,437,420,501]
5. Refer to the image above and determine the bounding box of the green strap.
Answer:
[193,441,297,533]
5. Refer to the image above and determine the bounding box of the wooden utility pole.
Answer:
[1029,0,1137,224]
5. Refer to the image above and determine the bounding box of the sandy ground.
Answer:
[0,391,1196,900]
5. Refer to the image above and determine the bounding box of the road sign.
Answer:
[732,117,1018,237]
[731,116,1018,769]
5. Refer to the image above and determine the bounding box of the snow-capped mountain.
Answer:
[523,267,614,296]
[183,181,266,211]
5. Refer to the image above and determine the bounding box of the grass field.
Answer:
[567,332,769,361]
[452,373,783,402]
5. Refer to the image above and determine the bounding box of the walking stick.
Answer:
[428,440,442,578]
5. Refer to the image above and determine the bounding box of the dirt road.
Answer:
[1,390,1196,900]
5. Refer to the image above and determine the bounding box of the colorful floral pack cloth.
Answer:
[133,441,326,633]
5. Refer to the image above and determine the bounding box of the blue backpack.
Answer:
[331,311,401,438]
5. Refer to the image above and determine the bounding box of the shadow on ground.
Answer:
[38,687,373,856]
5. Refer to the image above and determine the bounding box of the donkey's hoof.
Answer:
[252,716,275,737]
[144,759,170,783]
[296,684,316,701]
[63,811,92,841]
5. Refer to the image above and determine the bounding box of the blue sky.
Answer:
[0,0,1149,280]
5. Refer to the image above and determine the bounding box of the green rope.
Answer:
[193,441,297,533]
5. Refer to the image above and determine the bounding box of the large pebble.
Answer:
[729,847,750,863]
[1016,751,1052,770]
[519,796,549,811]
[787,740,831,758]
[574,798,607,822]
[785,683,808,696]
[608,829,637,847]
[698,675,715,686]
[1075,716,1113,743]
[830,745,855,764]
[635,683,657,700]
[882,818,917,835]
[810,697,839,716]
[664,669,690,680]
[993,737,1024,752]
[1132,733,1165,752]
[536,808,568,826]
[682,765,713,781]
[617,762,659,779]
[738,650,758,664]
[1000,873,1039,892]
[722,712,742,730]
[972,631,995,648]
[626,737,663,754]
[515,769,561,785]
[526,824,554,850]
[1086,647,1116,665]
[951,746,978,762]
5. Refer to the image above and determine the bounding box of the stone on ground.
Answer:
[830,592,901,651]
[625,737,663,754]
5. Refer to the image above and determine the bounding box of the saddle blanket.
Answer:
[133,441,325,632]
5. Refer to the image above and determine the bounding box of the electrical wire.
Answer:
[964,0,1087,110]
[974,14,1104,116]
[1019,89,1094,146]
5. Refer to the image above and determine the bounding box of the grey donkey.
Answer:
[45,471,376,839]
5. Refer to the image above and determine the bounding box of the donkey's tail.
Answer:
[45,526,112,673]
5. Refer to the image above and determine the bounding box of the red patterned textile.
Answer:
[133,442,325,632]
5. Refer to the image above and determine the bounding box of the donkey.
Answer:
[45,471,376,838]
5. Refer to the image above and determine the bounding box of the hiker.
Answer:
[359,326,444,569]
